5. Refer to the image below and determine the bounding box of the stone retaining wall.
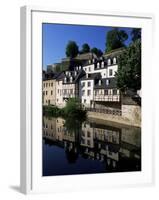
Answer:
[87,105,141,127]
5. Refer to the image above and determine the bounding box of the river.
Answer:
[43,115,141,176]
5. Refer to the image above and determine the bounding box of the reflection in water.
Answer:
[43,116,141,176]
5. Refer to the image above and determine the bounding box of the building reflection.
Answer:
[43,116,141,172]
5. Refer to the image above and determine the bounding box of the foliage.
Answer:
[105,28,128,52]
[91,47,103,57]
[43,98,86,119]
[81,43,90,53]
[131,28,141,42]
[115,39,141,92]
[63,98,86,119]
[65,41,79,58]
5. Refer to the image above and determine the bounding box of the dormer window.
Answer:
[88,59,91,64]
[74,71,77,76]
[79,66,81,70]
[64,77,67,83]
[97,62,100,69]
[106,79,110,85]
[99,80,102,86]
[101,61,104,68]
[113,57,117,64]
[108,58,111,65]
[70,76,73,83]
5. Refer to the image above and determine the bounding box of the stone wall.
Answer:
[87,104,141,127]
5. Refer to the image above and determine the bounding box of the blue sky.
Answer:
[42,23,133,70]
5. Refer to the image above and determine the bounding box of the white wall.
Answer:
[0,0,159,200]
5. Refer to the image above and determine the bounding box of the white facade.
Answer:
[56,80,66,108]
[80,79,94,108]
[83,61,118,79]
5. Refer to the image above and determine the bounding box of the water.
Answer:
[43,115,141,176]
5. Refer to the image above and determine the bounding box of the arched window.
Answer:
[64,77,67,83]
[70,76,73,83]
[113,57,117,64]
[101,61,104,68]
[97,62,100,69]
[107,58,111,65]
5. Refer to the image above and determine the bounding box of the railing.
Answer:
[86,107,122,116]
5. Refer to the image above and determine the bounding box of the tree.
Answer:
[105,28,128,52]
[91,47,103,57]
[131,28,141,42]
[65,41,79,58]
[116,39,141,92]
[81,43,90,53]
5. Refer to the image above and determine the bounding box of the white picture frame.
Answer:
[20,6,154,194]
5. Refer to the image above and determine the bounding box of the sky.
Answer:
[42,23,133,70]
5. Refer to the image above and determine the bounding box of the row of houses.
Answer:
[43,49,124,109]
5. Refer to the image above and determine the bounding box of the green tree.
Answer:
[91,47,103,57]
[116,39,141,92]
[131,28,141,42]
[66,41,79,58]
[105,28,128,52]
[81,43,90,53]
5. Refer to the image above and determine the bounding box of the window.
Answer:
[46,91,48,95]
[82,82,85,87]
[87,131,91,137]
[43,91,45,96]
[51,83,53,87]
[113,89,117,95]
[87,140,90,145]
[89,67,91,72]
[58,89,59,94]
[70,89,73,95]
[84,99,86,103]
[87,81,91,87]
[82,90,85,96]
[97,62,100,68]
[106,79,110,85]
[104,90,108,95]
[108,59,111,65]
[43,83,45,88]
[113,57,117,64]
[99,80,102,86]
[51,90,53,95]
[109,69,113,76]
[87,90,91,96]
[101,61,104,68]
[46,83,48,87]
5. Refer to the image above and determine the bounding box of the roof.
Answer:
[81,73,101,81]
[43,71,64,81]
[63,70,85,84]
[94,78,117,89]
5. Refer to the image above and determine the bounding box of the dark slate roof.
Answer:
[63,70,86,84]
[43,71,63,81]
[55,72,65,80]
[94,78,117,89]
[81,72,101,80]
